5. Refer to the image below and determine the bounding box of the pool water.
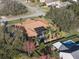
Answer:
[63,40,76,48]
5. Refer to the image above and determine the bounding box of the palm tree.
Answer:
[0,41,20,59]
[3,21,8,44]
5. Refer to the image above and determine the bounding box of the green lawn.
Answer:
[8,19,24,25]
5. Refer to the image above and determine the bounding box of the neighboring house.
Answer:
[53,40,79,59]
[40,0,57,6]
[20,0,30,3]
[40,0,71,8]
[72,0,77,2]
[51,1,71,8]
[25,0,39,3]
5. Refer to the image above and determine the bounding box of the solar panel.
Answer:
[35,26,46,35]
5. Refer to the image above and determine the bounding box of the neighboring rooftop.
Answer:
[40,0,72,8]
[53,40,79,53]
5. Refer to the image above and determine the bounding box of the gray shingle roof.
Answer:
[72,50,79,59]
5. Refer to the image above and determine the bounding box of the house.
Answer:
[40,0,58,6]
[72,0,78,2]
[13,18,61,45]
[40,0,71,8]
[53,40,79,59]
[14,18,49,37]
[13,18,61,44]
[13,18,49,53]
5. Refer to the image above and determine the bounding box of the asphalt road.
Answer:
[7,0,45,21]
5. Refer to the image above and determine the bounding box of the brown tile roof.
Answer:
[15,18,49,37]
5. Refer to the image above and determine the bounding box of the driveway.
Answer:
[7,0,45,21]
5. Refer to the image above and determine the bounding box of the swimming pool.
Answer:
[62,40,76,48]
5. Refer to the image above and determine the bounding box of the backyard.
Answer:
[0,17,79,59]
[0,18,61,59]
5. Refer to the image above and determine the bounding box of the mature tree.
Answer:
[46,5,79,32]
[0,0,28,16]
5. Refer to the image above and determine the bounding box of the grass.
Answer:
[7,17,41,25]
[8,19,24,25]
